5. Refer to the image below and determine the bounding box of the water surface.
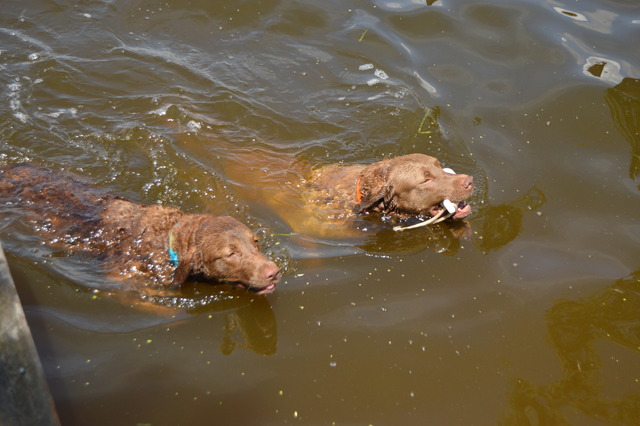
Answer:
[1,0,639,424]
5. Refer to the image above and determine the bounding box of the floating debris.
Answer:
[358,29,368,42]
[374,69,389,80]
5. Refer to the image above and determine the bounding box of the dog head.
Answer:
[354,153,473,218]
[171,216,280,293]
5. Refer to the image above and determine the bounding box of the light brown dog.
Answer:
[311,153,473,219]
[222,150,474,239]
[0,163,280,294]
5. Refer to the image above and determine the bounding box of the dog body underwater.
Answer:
[224,151,474,238]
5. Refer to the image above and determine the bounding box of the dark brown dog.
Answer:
[0,163,280,294]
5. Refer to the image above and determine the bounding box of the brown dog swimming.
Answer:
[0,163,280,294]
[310,153,473,220]
[222,151,474,239]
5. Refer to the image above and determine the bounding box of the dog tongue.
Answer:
[453,203,472,219]
[442,198,471,219]
[256,283,276,294]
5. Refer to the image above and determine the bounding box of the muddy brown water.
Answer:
[1,0,639,424]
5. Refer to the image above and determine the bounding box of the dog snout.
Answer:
[262,262,280,283]
[461,175,474,191]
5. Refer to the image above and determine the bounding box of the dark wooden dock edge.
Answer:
[0,243,60,426]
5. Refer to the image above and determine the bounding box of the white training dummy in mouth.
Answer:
[393,167,463,232]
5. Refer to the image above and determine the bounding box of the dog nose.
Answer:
[262,262,280,282]
[462,175,474,190]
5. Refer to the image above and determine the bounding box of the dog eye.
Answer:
[421,174,433,184]
[227,251,237,258]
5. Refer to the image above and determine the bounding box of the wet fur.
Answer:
[310,153,474,217]
[221,151,474,239]
[0,163,279,292]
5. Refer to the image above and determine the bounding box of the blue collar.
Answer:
[168,229,179,267]
[168,248,179,267]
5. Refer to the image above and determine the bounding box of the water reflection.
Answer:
[186,291,277,356]
[358,220,465,256]
[605,77,640,184]
[503,271,640,424]
[136,283,278,356]
[69,283,277,356]
[476,186,546,253]
[354,185,545,256]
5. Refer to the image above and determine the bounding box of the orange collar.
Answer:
[355,176,363,204]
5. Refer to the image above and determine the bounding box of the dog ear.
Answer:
[354,185,393,213]
[171,249,200,288]
[354,162,393,213]
[171,259,190,287]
